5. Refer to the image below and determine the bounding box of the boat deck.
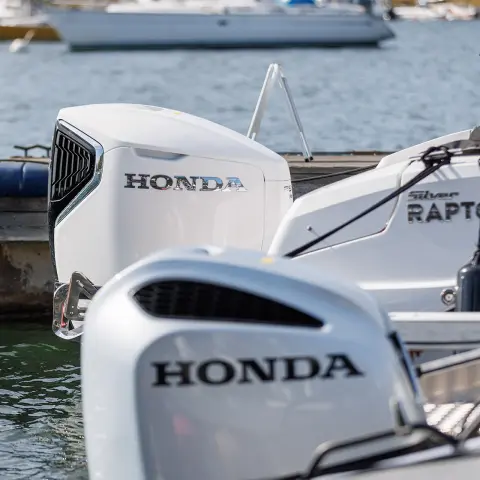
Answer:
[283,151,386,170]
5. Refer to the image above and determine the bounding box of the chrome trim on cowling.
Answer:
[54,119,104,226]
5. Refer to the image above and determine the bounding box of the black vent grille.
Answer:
[50,126,96,201]
[133,280,322,328]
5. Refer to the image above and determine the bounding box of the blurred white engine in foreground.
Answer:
[81,246,426,480]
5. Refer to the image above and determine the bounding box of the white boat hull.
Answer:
[46,9,395,51]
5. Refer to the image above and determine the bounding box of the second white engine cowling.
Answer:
[48,104,292,286]
[81,246,426,480]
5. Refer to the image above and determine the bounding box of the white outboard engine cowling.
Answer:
[82,246,426,480]
[48,104,292,287]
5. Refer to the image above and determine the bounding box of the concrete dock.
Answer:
[0,150,389,319]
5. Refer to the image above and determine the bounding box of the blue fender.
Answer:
[0,161,49,197]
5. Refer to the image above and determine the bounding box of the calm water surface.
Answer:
[0,20,479,479]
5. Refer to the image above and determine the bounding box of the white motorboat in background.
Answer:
[45,0,395,51]
[392,0,477,21]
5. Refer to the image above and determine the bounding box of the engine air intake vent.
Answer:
[133,280,322,328]
[50,125,97,201]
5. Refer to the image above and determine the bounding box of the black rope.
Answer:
[284,146,453,259]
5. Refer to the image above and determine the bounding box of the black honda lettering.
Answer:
[173,176,198,191]
[197,360,235,385]
[152,354,365,387]
[322,354,364,379]
[238,358,276,384]
[152,361,194,386]
[283,356,321,381]
[124,173,150,189]
[150,175,173,190]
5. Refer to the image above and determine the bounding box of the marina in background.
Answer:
[0,0,478,45]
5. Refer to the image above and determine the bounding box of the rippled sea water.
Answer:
[0,324,84,479]
[0,19,479,479]
[0,21,479,158]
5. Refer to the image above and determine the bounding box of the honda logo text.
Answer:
[152,354,364,387]
[124,174,247,192]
